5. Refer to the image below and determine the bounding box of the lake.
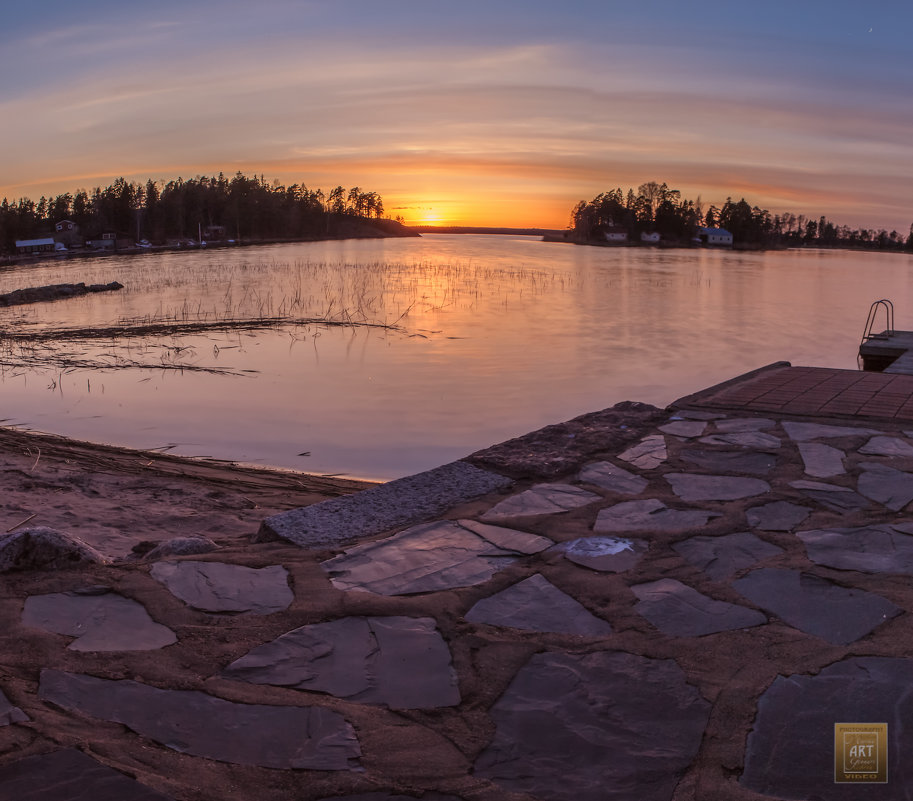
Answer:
[1,236,911,480]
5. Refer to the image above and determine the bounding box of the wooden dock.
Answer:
[859,330,913,374]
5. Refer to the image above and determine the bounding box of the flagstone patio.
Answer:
[7,363,913,800]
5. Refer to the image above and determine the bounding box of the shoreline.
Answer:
[0,425,373,560]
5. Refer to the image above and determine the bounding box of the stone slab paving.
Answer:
[617,433,667,469]
[38,670,361,770]
[321,519,551,595]
[746,500,811,531]
[665,473,770,501]
[658,420,707,438]
[479,482,599,520]
[678,446,777,475]
[465,574,612,635]
[733,568,901,645]
[798,523,913,574]
[558,535,649,572]
[22,589,176,651]
[17,388,913,799]
[713,417,776,432]
[257,460,512,548]
[223,616,460,708]
[796,442,846,477]
[699,430,782,449]
[859,434,913,457]
[742,657,913,799]
[0,749,175,801]
[578,460,649,494]
[473,651,710,801]
[673,531,784,581]
[857,462,913,510]
[789,479,873,512]
[632,578,767,636]
[594,498,719,533]
[150,561,293,614]
[782,421,884,441]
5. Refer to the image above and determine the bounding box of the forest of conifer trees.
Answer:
[0,171,400,254]
[570,181,913,251]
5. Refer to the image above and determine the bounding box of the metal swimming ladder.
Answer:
[861,299,894,344]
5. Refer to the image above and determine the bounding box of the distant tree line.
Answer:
[571,181,913,251]
[0,172,387,253]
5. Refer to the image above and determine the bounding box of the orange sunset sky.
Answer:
[2,1,911,232]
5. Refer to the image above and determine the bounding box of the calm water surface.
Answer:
[2,236,911,480]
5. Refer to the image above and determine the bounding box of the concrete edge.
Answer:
[256,459,513,550]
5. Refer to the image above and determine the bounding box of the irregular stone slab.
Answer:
[480,483,599,520]
[782,421,883,441]
[860,435,913,458]
[698,431,781,450]
[22,590,176,651]
[789,480,872,513]
[150,562,292,614]
[797,442,845,478]
[0,527,106,573]
[798,523,913,574]
[258,460,512,548]
[474,651,710,801]
[632,579,766,636]
[742,657,913,798]
[594,499,719,534]
[713,417,775,432]
[0,749,174,801]
[679,447,776,476]
[38,671,360,770]
[733,568,900,644]
[578,461,648,495]
[746,500,811,531]
[673,531,784,580]
[665,473,770,502]
[322,519,551,596]
[858,462,913,511]
[224,616,459,708]
[465,574,612,636]
[0,688,28,726]
[559,536,648,573]
[658,420,707,438]
[617,434,667,469]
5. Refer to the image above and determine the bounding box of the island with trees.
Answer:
[567,181,913,252]
[0,171,415,258]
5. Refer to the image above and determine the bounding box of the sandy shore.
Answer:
[0,426,373,560]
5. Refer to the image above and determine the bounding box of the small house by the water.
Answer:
[698,227,733,246]
[15,238,56,255]
[604,227,628,243]
[640,231,660,243]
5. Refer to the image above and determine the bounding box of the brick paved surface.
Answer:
[676,364,913,421]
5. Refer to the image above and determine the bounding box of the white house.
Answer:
[604,226,628,243]
[698,227,733,246]
[640,231,660,243]
[15,237,56,254]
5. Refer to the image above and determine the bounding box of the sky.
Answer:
[2,1,912,230]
